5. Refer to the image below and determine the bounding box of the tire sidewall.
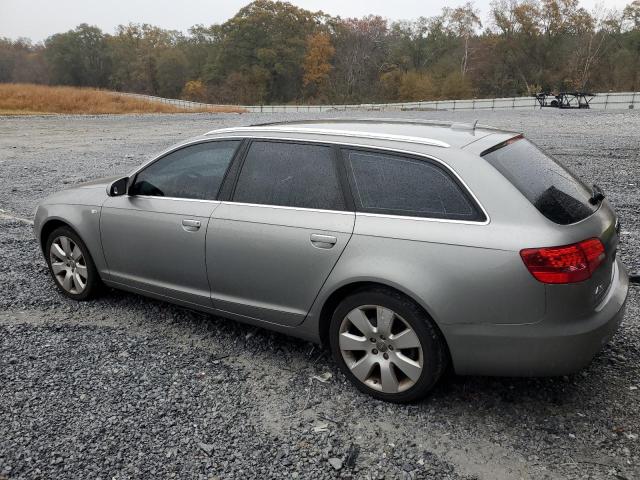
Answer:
[45,226,100,300]
[329,288,445,403]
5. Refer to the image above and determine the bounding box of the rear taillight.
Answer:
[520,238,605,284]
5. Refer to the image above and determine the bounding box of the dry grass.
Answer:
[0,83,246,115]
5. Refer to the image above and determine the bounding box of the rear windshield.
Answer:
[482,137,597,225]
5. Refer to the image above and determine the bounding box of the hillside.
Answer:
[0,84,244,115]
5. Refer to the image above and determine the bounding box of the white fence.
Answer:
[118,91,639,113]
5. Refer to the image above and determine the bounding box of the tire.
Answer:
[329,287,447,403]
[45,226,102,300]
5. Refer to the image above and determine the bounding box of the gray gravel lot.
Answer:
[0,110,639,479]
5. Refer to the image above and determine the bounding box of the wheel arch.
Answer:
[37,207,108,277]
[316,280,449,359]
[39,218,75,253]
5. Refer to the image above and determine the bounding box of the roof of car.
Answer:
[204,118,520,150]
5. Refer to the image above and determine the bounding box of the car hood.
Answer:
[38,175,120,208]
[76,175,122,189]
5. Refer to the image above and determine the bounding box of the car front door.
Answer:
[101,140,241,308]
[207,140,355,326]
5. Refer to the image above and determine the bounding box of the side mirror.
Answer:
[107,177,129,197]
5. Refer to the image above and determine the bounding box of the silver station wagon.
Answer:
[34,119,629,403]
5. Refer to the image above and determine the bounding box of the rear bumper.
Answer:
[443,259,629,376]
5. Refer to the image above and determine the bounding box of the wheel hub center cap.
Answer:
[376,340,388,352]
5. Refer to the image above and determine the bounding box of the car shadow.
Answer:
[93,286,633,414]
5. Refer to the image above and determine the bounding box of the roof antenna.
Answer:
[451,120,479,132]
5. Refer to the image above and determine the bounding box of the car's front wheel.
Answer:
[45,226,101,300]
[329,288,447,403]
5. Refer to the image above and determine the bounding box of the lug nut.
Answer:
[383,353,389,360]
[388,345,394,350]
[379,335,385,340]
[372,349,378,354]
[370,338,376,343]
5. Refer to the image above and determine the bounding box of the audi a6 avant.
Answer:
[34,119,629,402]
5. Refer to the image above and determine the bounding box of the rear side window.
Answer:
[482,137,596,225]
[344,149,483,221]
[131,141,240,200]
[233,141,346,211]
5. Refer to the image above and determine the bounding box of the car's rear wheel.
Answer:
[329,288,447,403]
[45,226,101,300]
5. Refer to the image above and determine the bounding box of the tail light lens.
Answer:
[520,238,606,284]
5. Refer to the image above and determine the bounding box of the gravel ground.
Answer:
[0,110,639,479]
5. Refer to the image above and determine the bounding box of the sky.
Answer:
[0,0,631,43]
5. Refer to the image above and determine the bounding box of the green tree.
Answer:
[108,23,183,94]
[206,0,324,103]
[156,49,188,97]
[330,16,389,102]
[44,24,110,86]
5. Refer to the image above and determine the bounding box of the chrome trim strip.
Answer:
[128,136,489,224]
[205,126,451,148]
[356,212,489,226]
[133,195,220,204]
[220,201,354,215]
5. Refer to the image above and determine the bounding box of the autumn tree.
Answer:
[302,32,334,100]
[398,71,436,100]
[181,80,207,101]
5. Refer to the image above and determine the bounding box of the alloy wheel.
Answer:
[49,235,88,295]
[338,305,423,393]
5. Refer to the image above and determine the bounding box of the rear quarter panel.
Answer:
[312,216,546,328]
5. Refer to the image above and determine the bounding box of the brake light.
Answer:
[520,238,605,284]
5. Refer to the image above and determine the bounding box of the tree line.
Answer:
[1,0,639,105]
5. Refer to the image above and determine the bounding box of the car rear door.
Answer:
[206,140,355,326]
[101,140,241,308]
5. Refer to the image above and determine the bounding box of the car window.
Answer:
[131,141,240,200]
[344,149,483,221]
[482,137,596,225]
[233,141,346,211]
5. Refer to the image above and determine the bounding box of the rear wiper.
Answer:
[589,184,605,205]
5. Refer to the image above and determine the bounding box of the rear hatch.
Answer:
[481,136,619,310]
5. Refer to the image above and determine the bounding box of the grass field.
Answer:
[0,83,245,114]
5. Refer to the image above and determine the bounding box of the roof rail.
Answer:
[251,118,452,128]
[205,126,451,148]
[249,117,519,135]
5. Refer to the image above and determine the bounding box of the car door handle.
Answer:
[310,234,337,249]
[182,219,201,231]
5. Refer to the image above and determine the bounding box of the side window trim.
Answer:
[128,139,244,201]
[342,146,487,222]
[333,145,356,212]
[226,138,354,212]
[217,138,249,201]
